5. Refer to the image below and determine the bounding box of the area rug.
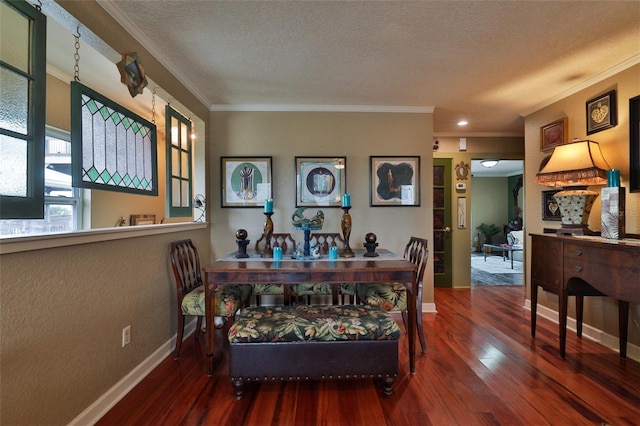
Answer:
[471,254,523,274]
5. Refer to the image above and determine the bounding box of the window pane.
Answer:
[0,134,27,196]
[181,152,188,178]
[0,68,29,135]
[181,181,189,207]
[172,147,179,176]
[181,122,188,150]
[172,178,180,207]
[0,2,29,72]
[0,204,74,236]
[45,134,72,196]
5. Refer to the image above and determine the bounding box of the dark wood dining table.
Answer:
[202,253,418,376]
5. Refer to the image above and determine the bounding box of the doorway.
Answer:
[470,159,523,286]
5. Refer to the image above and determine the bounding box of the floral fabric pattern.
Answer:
[229,304,400,343]
[252,284,284,295]
[356,283,407,312]
[182,284,251,317]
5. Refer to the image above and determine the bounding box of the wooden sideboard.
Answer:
[530,233,640,358]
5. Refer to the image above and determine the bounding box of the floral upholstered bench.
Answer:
[228,304,400,399]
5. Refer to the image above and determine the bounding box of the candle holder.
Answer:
[261,212,274,258]
[340,206,355,258]
[235,229,250,258]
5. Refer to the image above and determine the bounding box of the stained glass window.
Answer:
[71,81,157,196]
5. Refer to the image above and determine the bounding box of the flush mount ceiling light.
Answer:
[457,120,468,126]
[480,160,499,168]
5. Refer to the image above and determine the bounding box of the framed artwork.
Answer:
[457,197,466,229]
[116,52,148,97]
[370,156,420,207]
[221,157,272,208]
[586,90,617,135]
[130,214,155,225]
[630,95,640,192]
[295,157,346,207]
[541,190,562,221]
[540,117,568,151]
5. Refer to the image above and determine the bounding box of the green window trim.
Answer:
[165,105,192,217]
[0,0,46,219]
[70,81,158,196]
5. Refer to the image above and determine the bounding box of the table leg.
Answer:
[510,251,514,269]
[559,289,568,358]
[205,283,215,376]
[484,246,487,262]
[406,278,416,374]
[619,300,629,358]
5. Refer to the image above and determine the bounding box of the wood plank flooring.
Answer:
[97,287,640,425]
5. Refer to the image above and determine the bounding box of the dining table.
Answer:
[202,249,418,376]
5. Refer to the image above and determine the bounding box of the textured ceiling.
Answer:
[90,1,640,135]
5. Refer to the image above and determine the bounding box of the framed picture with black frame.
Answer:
[370,156,421,206]
[221,157,272,208]
[295,156,346,207]
[586,89,617,135]
[541,189,562,221]
[630,95,640,193]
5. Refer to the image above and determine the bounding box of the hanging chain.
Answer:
[73,26,81,82]
[151,88,157,125]
[32,0,42,11]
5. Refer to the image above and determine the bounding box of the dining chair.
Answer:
[169,239,251,359]
[292,233,356,304]
[356,236,429,353]
[252,233,296,305]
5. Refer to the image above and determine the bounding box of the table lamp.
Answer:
[535,139,611,235]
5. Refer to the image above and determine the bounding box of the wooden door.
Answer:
[433,159,453,287]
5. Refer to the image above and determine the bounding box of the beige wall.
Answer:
[0,228,211,425]
[1,3,214,424]
[524,64,640,346]
[208,111,435,301]
[434,137,525,287]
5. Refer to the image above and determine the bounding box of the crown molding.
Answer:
[96,0,212,108]
[209,104,435,113]
[520,54,640,117]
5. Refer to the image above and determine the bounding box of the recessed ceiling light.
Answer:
[457,120,468,126]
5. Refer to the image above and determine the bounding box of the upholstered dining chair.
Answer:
[356,236,429,353]
[169,239,251,359]
[292,233,357,304]
[252,233,296,305]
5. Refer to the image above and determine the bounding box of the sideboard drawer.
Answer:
[563,243,591,280]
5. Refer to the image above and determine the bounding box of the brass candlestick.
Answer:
[261,212,274,258]
[340,206,354,258]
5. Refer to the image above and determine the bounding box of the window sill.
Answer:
[0,222,208,254]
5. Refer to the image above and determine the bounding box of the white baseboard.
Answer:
[523,299,639,362]
[423,302,437,314]
[67,320,197,426]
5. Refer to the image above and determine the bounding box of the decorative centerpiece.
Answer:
[291,207,324,259]
[261,199,274,258]
[363,232,379,257]
[235,228,250,258]
[340,194,354,258]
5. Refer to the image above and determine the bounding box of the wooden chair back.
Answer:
[255,233,297,254]
[310,233,345,254]
[169,239,203,300]
[404,236,429,295]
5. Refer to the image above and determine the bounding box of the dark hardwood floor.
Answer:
[97,287,640,425]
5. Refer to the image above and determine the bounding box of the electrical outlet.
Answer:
[122,325,131,347]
